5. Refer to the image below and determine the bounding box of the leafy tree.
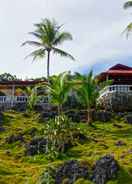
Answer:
[0,73,19,81]
[123,1,132,37]
[23,18,75,79]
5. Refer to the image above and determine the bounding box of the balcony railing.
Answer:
[99,85,132,97]
[0,96,49,104]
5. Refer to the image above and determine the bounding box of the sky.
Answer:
[0,0,132,79]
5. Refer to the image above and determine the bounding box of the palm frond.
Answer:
[29,32,42,39]
[25,49,46,61]
[53,47,75,61]
[123,23,132,38]
[124,1,132,9]
[22,41,42,47]
[53,32,73,45]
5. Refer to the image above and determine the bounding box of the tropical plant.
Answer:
[73,71,98,124]
[22,18,75,79]
[17,86,38,112]
[0,73,19,81]
[44,115,76,157]
[38,169,54,184]
[123,1,132,37]
[44,72,72,115]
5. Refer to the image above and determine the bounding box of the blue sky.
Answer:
[0,0,132,78]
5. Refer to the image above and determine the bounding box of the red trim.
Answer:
[0,80,47,86]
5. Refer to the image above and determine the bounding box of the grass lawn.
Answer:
[0,111,132,184]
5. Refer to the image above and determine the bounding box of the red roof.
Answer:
[109,64,132,71]
[97,64,132,81]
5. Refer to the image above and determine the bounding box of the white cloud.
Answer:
[0,0,131,78]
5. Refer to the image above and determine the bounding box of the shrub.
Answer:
[43,115,78,158]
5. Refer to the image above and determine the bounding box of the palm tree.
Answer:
[43,72,72,115]
[123,1,132,37]
[17,86,38,112]
[73,71,98,124]
[22,18,75,79]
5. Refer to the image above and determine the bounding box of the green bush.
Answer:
[43,115,78,158]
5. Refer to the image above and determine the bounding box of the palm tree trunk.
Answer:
[58,105,63,116]
[87,107,92,125]
[47,51,50,79]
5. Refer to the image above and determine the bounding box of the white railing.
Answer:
[99,85,132,97]
[0,96,49,104]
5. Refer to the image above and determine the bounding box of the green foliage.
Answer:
[43,115,76,158]
[0,73,19,81]
[124,1,132,9]
[74,71,98,108]
[38,169,55,184]
[44,72,72,114]
[123,1,132,37]
[73,71,98,123]
[17,86,40,112]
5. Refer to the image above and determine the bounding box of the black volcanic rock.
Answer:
[92,155,118,184]
[25,137,47,156]
[55,160,89,184]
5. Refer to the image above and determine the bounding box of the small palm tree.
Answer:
[44,72,72,115]
[123,1,132,37]
[22,18,75,79]
[17,86,38,112]
[74,71,98,124]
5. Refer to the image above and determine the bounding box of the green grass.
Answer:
[0,111,132,183]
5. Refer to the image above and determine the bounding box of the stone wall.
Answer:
[98,92,132,112]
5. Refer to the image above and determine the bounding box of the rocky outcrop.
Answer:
[92,155,118,184]
[55,160,89,184]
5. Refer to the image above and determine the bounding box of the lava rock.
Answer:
[92,155,118,184]
[65,111,81,123]
[25,137,47,156]
[93,111,112,122]
[115,140,126,147]
[125,115,132,124]
[0,112,4,124]
[0,127,5,132]
[73,132,87,143]
[13,103,27,112]
[34,104,44,112]
[55,160,89,184]
[6,134,24,144]
[40,111,58,121]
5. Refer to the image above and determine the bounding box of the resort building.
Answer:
[0,80,48,110]
[97,64,132,112]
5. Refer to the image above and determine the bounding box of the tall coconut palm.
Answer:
[123,1,132,37]
[22,18,75,79]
